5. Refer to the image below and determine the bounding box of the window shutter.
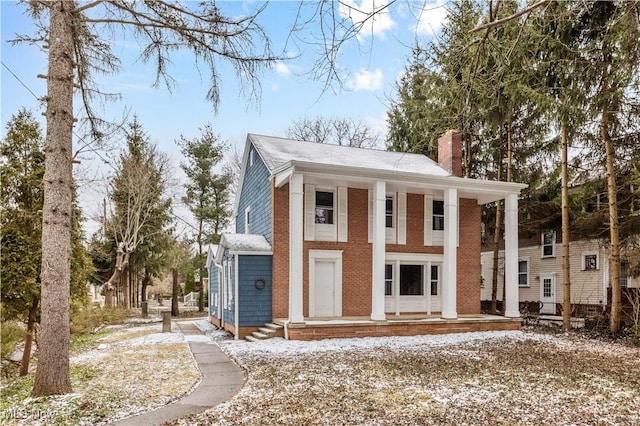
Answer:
[397,192,406,245]
[368,189,373,243]
[338,186,348,242]
[424,195,433,246]
[304,184,315,241]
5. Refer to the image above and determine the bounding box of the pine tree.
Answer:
[179,124,231,312]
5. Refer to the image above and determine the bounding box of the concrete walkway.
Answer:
[110,320,245,426]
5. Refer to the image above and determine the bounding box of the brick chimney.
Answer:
[438,129,462,177]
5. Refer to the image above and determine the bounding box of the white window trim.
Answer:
[244,206,251,234]
[370,190,406,245]
[581,251,599,271]
[305,184,347,242]
[541,231,556,258]
[383,253,443,315]
[518,257,530,287]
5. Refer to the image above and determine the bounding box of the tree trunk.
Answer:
[491,146,504,315]
[20,296,39,376]
[603,115,621,333]
[171,268,180,317]
[141,267,151,304]
[561,117,571,330]
[33,0,75,397]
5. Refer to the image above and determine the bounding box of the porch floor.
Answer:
[274,314,521,340]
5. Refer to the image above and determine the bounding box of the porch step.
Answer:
[244,322,285,342]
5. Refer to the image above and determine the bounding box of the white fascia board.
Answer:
[214,242,226,266]
[274,166,294,188]
[228,250,273,256]
[274,160,528,203]
[232,136,253,218]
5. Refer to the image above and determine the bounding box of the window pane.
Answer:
[543,245,553,256]
[385,264,392,296]
[518,261,527,273]
[518,273,528,286]
[315,207,333,224]
[433,200,444,215]
[433,201,444,231]
[400,265,423,295]
[385,197,394,228]
[543,232,553,245]
[585,255,597,270]
[430,265,438,296]
[315,191,334,224]
[433,216,445,231]
[316,191,334,207]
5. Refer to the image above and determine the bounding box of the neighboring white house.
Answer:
[481,232,639,316]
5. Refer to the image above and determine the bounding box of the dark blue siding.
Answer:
[238,255,273,326]
[236,145,272,242]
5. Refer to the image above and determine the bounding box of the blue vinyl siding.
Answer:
[238,255,273,326]
[236,145,272,242]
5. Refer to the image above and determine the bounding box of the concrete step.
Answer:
[258,327,276,335]
[251,331,269,339]
[245,335,259,342]
[265,323,283,330]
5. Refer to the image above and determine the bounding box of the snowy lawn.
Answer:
[180,330,640,426]
[0,319,205,426]
[2,322,639,425]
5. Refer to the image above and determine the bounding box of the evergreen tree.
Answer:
[103,117,172,309]
[178,124,231,312]
[1,110,92,376]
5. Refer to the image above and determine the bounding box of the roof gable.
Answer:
[248,133,450,177]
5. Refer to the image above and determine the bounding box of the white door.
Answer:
[540,275,555,314]
[313,261,335,317]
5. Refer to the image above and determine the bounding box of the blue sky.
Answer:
[1,0,447,234]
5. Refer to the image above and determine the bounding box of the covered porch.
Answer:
[274,314,521,341]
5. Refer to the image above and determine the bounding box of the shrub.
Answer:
[1,320,25,361]
[70,305,129,336]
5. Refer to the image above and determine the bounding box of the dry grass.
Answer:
[0,322,200,426]
[180,331,640,426]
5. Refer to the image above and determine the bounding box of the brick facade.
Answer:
[271,183,482,319]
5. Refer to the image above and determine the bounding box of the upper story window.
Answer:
[518,259,529,287]
[249,149,254,166]
[244,207,251,234]
[433,200,444,231]
[582,252,598,271]
[315,191,334,224]
[542,231,555,258]
[385,196,394,228]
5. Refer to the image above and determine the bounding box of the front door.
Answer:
[540,275,555,314]
[313,260,336,317]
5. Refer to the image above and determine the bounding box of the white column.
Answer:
[289,172,304,323]
[441,187,458,319]
[371,180,386,321]
[504,193,520,318]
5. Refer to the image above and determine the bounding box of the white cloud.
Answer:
[414,1,449,35]
[274,61,291,77]
[348,68,384,91]
[338,0,396,41]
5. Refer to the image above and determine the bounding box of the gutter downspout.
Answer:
[234,253,239,340]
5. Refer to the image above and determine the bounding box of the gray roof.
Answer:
[248,134,450,177]
[220,233,272,253]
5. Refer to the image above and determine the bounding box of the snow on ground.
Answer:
[183,329,640,426]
